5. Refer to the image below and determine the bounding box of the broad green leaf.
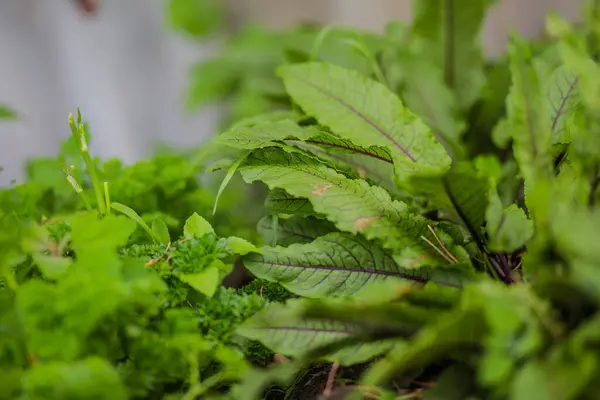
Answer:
[151,218,170,244]
[278,62,450,178]
[237,299,393,365]
[70,213,137,273]
[179,265,220,297]
[409,0,491,111]
[239,148,450,267]
[257,215,336,246]
[217,119,313,150]
[166,0,222,38]
[32,254,72,280]
[183,212,214,237]
[265,188,316,217]
[22,357,126,400]
[506,36,554,185]
[244,232,442,298]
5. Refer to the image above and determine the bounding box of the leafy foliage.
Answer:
[4,1,600,399]
[205,1,600,398]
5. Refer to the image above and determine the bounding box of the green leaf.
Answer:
[151,218,170,244]
[486,198,534,252]
[217,119,313,150]
[257,215,337,246]
[362,299,486,386]
[222,236,256,255]
[213,151,250,215]
[278,62,451,178]
[179,264,220,297]
[0,105,17,120]
[166,0,222,38]
[111,202,160,243]
[237,299,393,365]
[506,36,554,185]
[183,212,214,237]
[408,163,490,246]
[244,232,443,298]
[391,52,465,155]
[287,131,399,194]
[545,65,579,142]
[70,213,137,273]
[32,254,72,280]
[22,357,127,400]
[409,0,491,111]
[239,148,449,267]
[264,188,316,217]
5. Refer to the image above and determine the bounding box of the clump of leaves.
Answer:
[210,1,600,398]
[0,112,277,399]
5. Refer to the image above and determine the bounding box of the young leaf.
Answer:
[257,215,336,246]
[244,232,437,298]
[111,202,160,243]
[178,264,221,298]
[151,218,170,245]
[219,236,257,256]
[278,62,451,178]
[239,148,448,267]
[183,212,214,237]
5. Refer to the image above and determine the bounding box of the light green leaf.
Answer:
[239,148,447,268]
[183,212,214,238]
[506,36,554,185]
[32,254,72,280]
[237,299,393,365]
[22,357,126,400]
[0,105,17,120]
[222,236,256,255]
[213,151,250,215]
[151,218,170,245]
[487,201,533,253]
[111,202,159,243]
[217,119,313,150]
[257,215,337,246]
[179,264,220,297]
[278,62,450,178]
[70,213,137,273]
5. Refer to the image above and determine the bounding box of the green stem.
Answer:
[444,0,455,89]
[69,113,106,215]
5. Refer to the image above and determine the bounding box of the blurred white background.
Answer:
[0,0,582,185]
